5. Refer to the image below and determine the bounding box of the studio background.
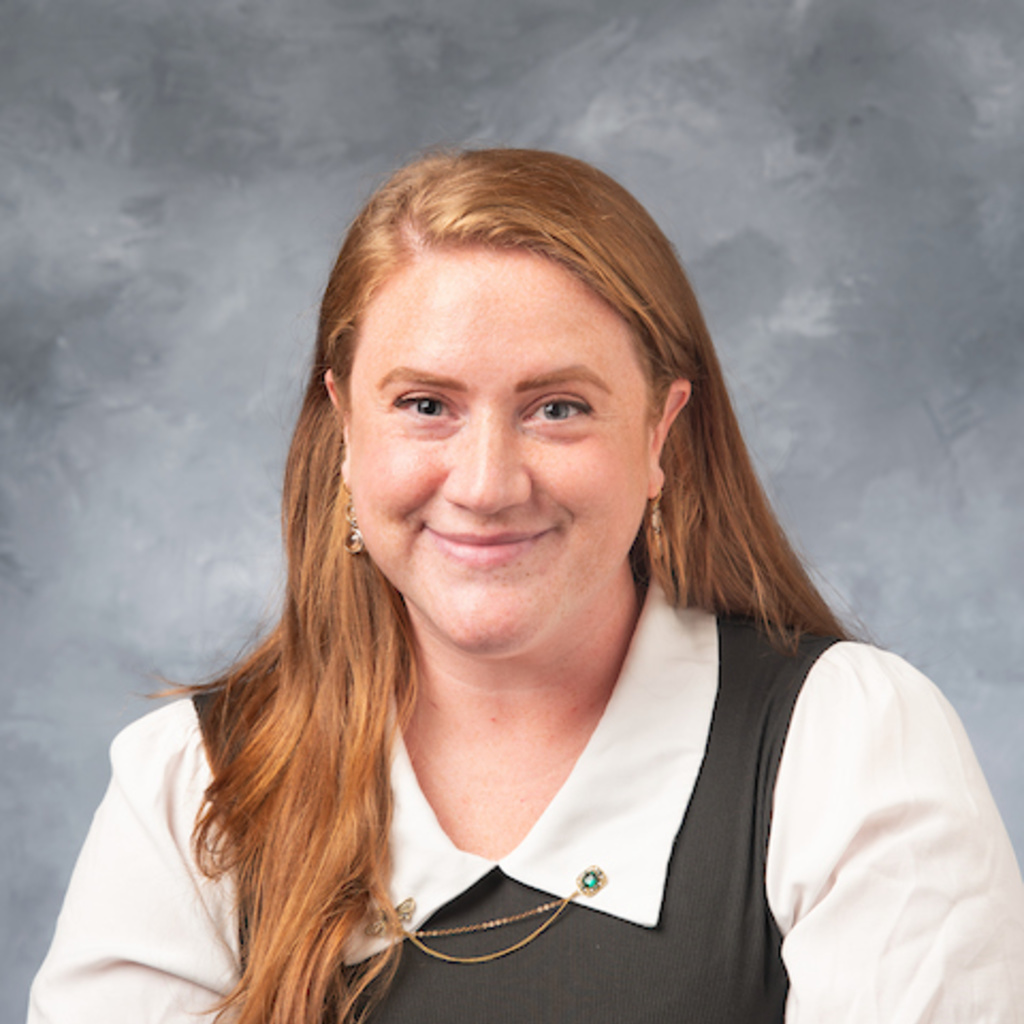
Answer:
[3,0,1022,1017]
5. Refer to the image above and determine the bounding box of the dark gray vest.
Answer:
[196,618,836,1022]
[359,619,836,1023]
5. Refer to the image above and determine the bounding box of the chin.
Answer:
[411,600,552,659]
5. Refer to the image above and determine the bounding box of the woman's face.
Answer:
[333,246,688,665]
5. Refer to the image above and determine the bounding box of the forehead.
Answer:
[352,246,647,383]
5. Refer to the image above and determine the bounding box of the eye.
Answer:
[397,396,446,417]
[537,399,590,421]
[414,397,444,417]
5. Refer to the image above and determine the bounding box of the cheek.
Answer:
[540,440,649,526]
[347,428,443,518]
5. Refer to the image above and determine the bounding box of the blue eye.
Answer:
[406,397,444,416]
[540,400,587,420]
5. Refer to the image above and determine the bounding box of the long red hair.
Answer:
[193,148,848,1023]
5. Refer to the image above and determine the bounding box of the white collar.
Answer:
[353,592,719,960]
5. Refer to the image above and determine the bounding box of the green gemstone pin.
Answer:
[576,866,608,897]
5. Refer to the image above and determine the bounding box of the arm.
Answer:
[768,643,1024,1023]
[28,700,239,1024]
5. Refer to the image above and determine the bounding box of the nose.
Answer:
[441,411,532,514]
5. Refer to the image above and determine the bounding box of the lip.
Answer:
[426,527,549,568]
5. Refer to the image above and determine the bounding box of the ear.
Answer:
[325,370,352,486]
[647,379,691,498]
[325,369,342,410]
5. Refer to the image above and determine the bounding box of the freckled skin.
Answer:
[329,248,689,856]
[335,247,687,670]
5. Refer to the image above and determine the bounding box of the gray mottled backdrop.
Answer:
[3,0,1023,1017]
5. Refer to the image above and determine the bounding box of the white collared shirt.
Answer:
[28,594,1024,1022]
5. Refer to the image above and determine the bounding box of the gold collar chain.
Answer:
[375,866,608,965]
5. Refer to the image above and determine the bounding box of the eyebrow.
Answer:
[377,365,612,394]
[378,368,468,391]
[515,366,611,394]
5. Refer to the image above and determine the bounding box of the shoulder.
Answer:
[792,641,983,794]
[804,639,953,705]
[99,698,215,860]
[28,699,236,1021]
[111,696,206,759]
[108,699,212,822]
[777,640,1004,853]
[767,642,1024,1018]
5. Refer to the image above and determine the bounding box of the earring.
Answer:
[345,496,365,554]
[649,491,663,547]
[647,491,663,557]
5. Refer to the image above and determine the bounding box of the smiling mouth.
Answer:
[426,528,548,568]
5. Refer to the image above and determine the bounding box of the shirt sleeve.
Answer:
[767,642,1024,1023]
[27,699,239,1024]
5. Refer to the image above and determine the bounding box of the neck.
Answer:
[401,579,645,860]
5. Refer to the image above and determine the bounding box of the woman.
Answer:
[29,149,1024,1022]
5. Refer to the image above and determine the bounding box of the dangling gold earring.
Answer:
[345,495,365,554]
[649,491,663,549]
